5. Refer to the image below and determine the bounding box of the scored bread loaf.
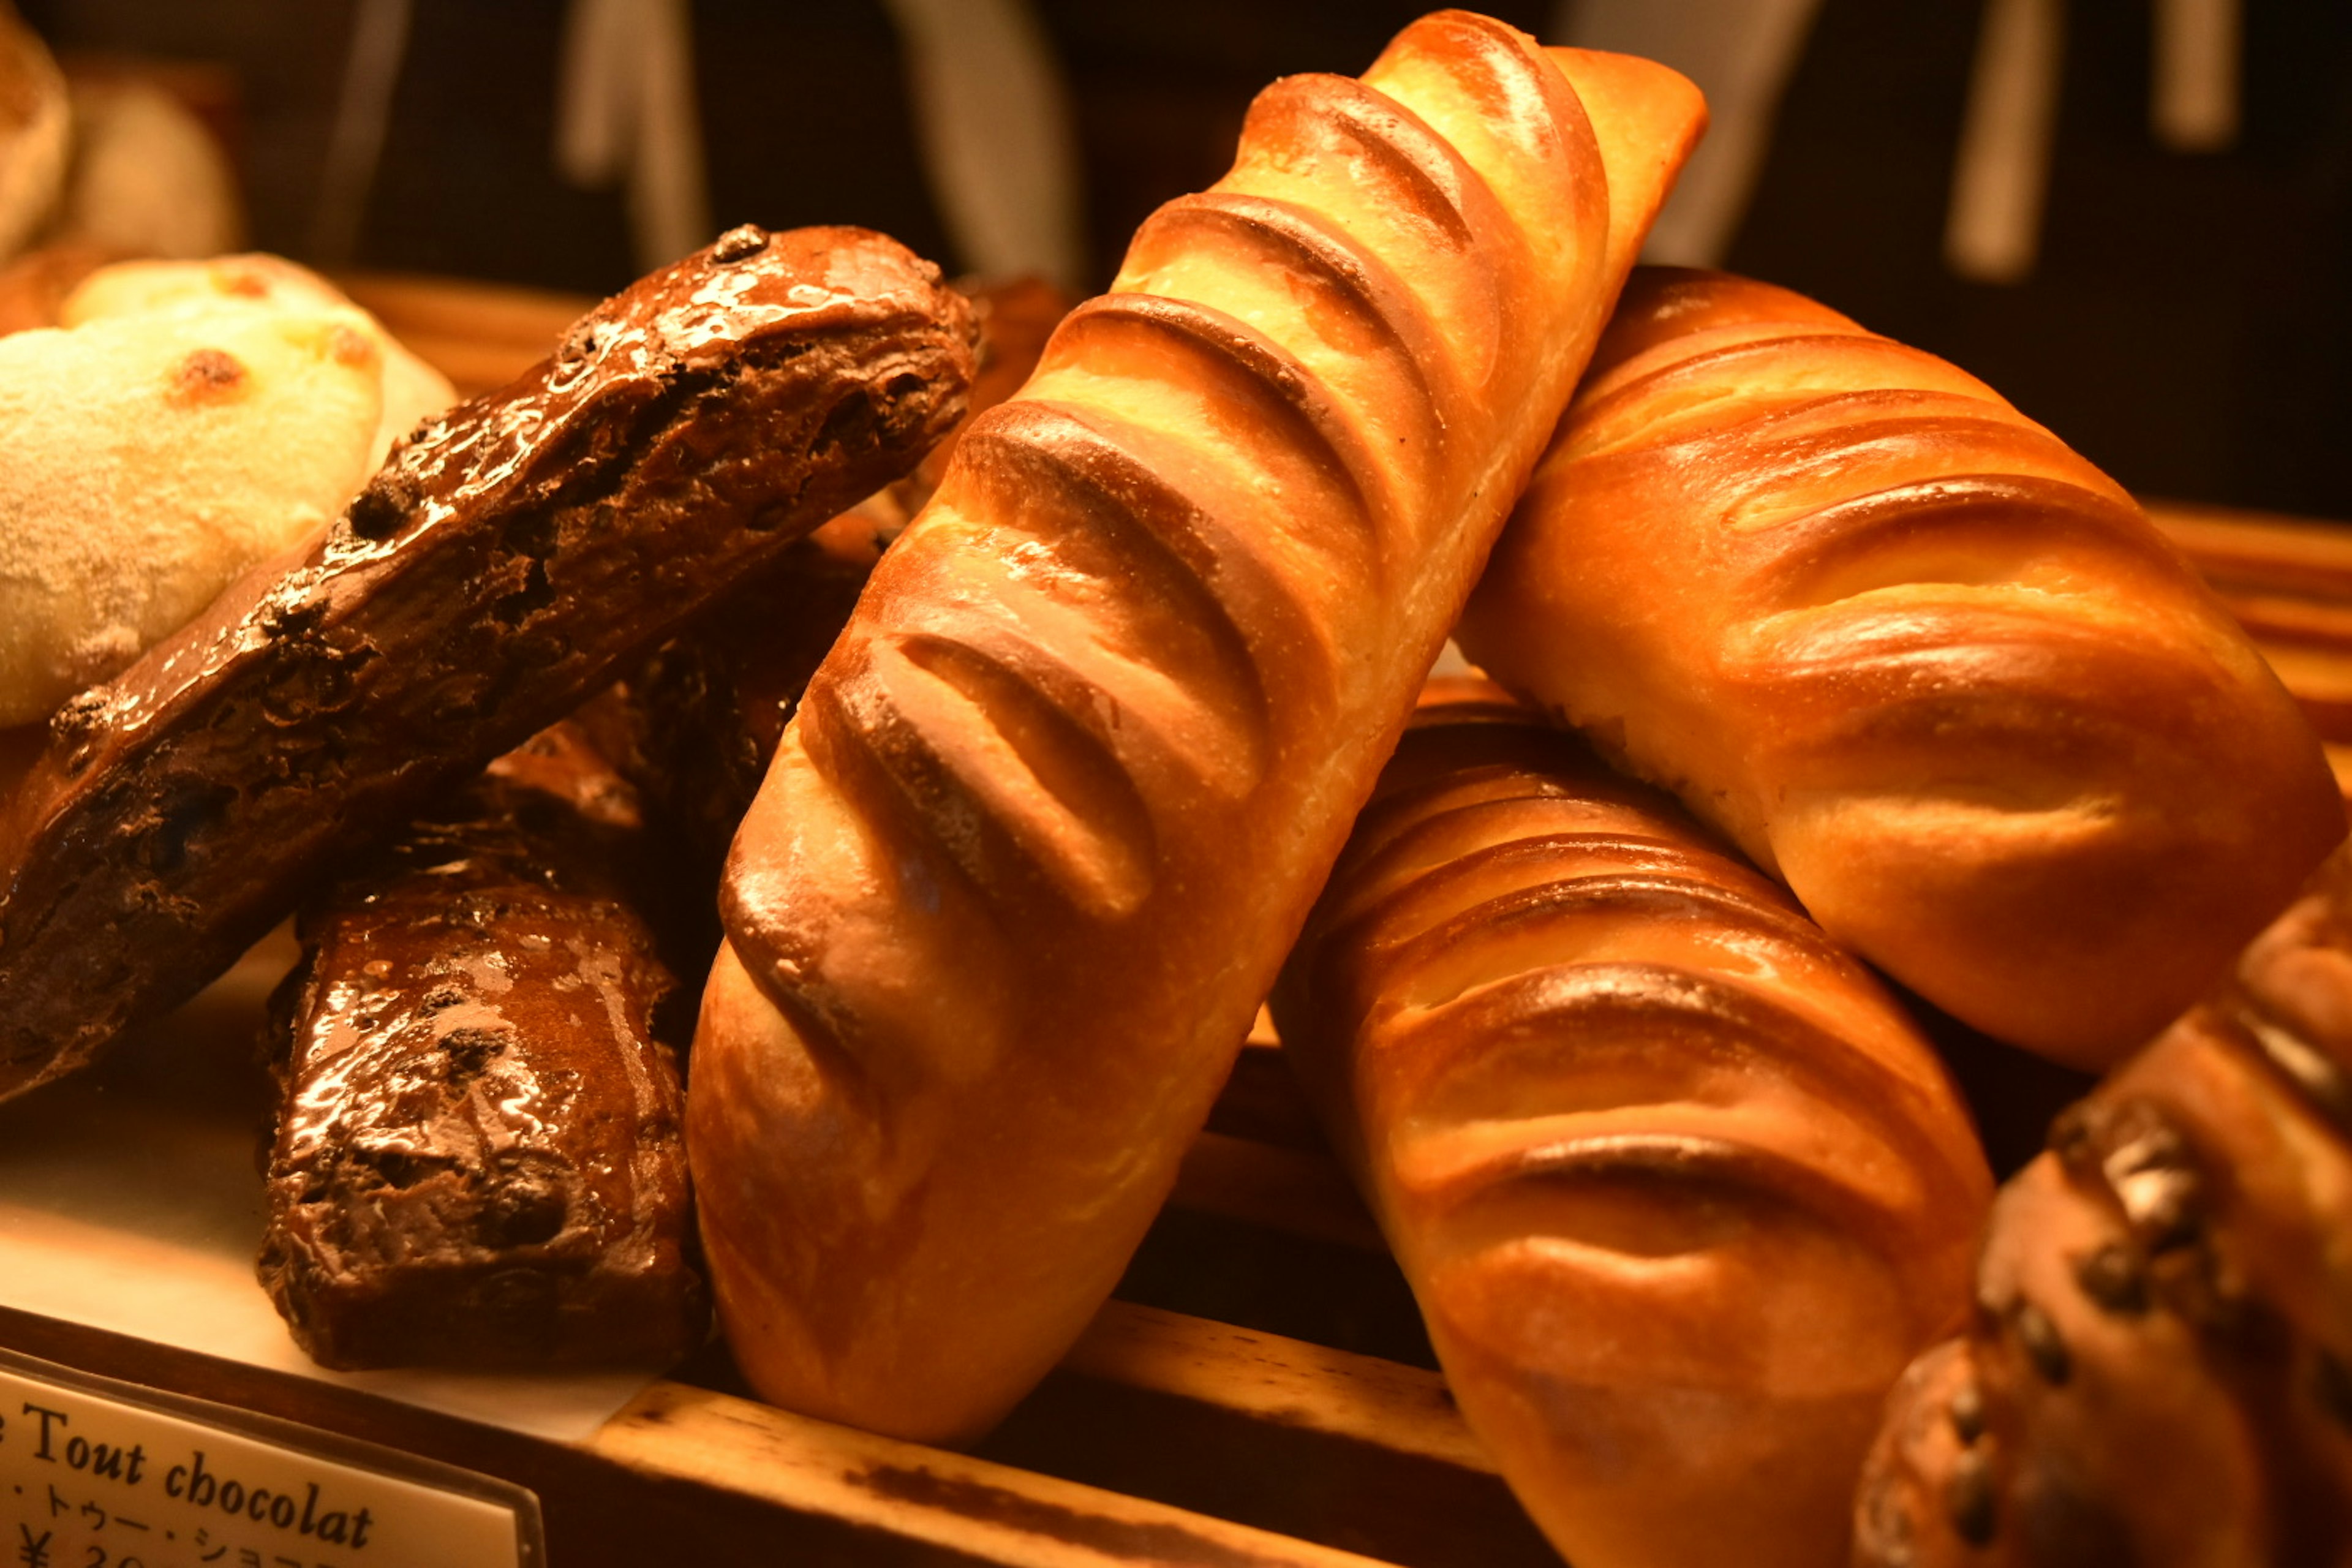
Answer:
[1273,682,1992,1568]
[1456,267,2345,1069]
[691,13,1706,1443]
[1855,847,2352,1566]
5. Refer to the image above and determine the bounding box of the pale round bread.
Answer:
[48,78,240,262]
[0,304,385,725]
[0,2,68,262]
[63,254,456,468]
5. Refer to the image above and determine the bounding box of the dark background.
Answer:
[19,0,2352,519]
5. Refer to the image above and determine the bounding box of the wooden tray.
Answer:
[4,275,2344,1568]
[0,1011,1549,1568]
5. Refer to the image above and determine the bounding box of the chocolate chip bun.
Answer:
[1855,848,2352,1566]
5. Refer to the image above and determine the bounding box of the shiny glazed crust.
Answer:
[260,722,705,1369]
[1855,848,2352,1566]
[1457,267,2345,1069]
[0,224,974,1099]
[1273,686,1991,1568]
[692,17,1706,1443]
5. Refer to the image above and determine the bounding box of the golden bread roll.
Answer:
[62,253,458,471]
[0,304,386,725]
[1457,266,2344,1069]
[1273,683,1992,1568]
[1856,847,2352,1566]
[691,16,1706,1444]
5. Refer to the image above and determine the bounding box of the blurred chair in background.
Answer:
[1550,0,1823,268]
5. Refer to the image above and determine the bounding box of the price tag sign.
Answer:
[0,1347,543,1568]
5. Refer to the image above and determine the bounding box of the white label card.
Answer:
[0,1349,541,1568]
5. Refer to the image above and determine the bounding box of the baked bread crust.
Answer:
[1274,684,1991,1568]
[691,18,1705,1443]
[0,224,973,1099]
[1855,848,2352,1566]
[1458,267,2345,1068]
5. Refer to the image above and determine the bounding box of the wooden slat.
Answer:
[1061,1302,1485,1473]
[332,271,592,351]
[2207,588,2352,653]
[587,1379,1405,1568]
[2148,498,2352,599]
[2142,501,2352,753]
[978,1303,1559,1568]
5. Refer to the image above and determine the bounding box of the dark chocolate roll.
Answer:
[259,722,704,1368]
[0,223,974,1101]
[1855,848,2352,1566]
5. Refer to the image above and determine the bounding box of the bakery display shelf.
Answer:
[6,274,2345,1567]
[0,1002,1556,1568]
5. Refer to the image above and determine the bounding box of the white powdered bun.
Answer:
[0,305,385,725]
[64,254,457,468]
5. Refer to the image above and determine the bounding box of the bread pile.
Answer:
[0,224,974,1098]
[0,7,2343,1563]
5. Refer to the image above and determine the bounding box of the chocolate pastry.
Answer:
[260,722,704,1369]
[0,223,974,1101]
[1855,848,2352,1566]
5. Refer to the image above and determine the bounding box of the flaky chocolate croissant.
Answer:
[1457,267,2343,1070]
[1856,847,2352,1566]
[690,15,1705,1444]
[1274,684,1992,1568]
